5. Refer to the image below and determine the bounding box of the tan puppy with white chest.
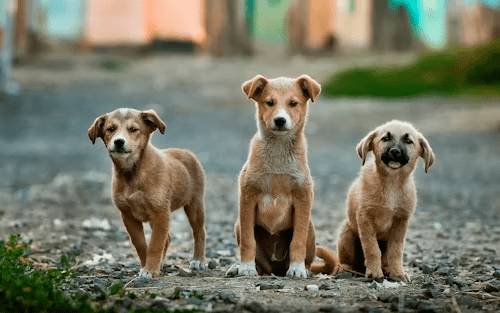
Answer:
[229,75,338,278]
[337,120,435,281]
[88,108,206,278]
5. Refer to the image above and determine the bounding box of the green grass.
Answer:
[324,41,500,98]
[0,235,199,313]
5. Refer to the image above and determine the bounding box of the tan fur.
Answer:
[88,108,206,277]
[231,75,338,277]
[337,120,435,281]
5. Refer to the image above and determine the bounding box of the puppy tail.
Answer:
[310,246,340,275]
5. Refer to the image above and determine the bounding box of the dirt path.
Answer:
[0,52,499,312]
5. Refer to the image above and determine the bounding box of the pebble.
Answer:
[208,259,218,270]
[257,282,284,290]
[493,268,500,279]
[335,272,353,279]
[305,284,319,292]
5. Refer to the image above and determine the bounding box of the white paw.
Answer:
[286,261,308,278]
[226,261,258,276]
[138,268,153,279]
[189,259,206,271]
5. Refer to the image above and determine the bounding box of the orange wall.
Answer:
[333,0,373,49]
[85,0,205,46]
[307,0,335,50]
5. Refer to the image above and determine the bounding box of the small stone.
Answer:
[305,284,319,292]
[421,264,436,274]
[177,267,195,277]
[417,302,438,313]
[257,282,284,290]
[208,259,218,270]
[335,272,353,279]
[493,268,500,279]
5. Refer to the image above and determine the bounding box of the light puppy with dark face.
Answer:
[229,75,338,278]
[88,108,206,278]
[337,120,435,281]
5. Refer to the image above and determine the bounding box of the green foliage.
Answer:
[0,235,93,313]
[324,41,500,98]
[0,235,202,313]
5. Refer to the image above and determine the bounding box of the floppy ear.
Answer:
[242,75,268,100]
[88,114,107,144]
[419,134,435,173]
[141,110,166,134]
[356,130,377,165]
[296,74,321,102]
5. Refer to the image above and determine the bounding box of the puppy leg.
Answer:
[141,211,169,278]
[358,217,384,279]
[385,217,410,282]
[161,232,171,262]
[184,198,207,271]
[287,187,313,278]
[337,221,357,271]
[121,211,147,268]
[236,188,258,276]
[305,221,316,269]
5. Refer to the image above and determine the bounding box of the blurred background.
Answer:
[0,1,499,311]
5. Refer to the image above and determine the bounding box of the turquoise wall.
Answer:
[390,0,447,49]
[39,0,85,40]
[253,0,288,43]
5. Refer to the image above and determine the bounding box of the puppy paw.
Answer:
[286,262,308,279]
[226,261,258,277]
[138,268,156,279]
[365,267,384,280]
[189,259,206,271]
[387,270,410,282]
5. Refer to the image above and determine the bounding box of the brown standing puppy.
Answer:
[337,120,435,281]
[88,108,206,278]
[228,75,338,278]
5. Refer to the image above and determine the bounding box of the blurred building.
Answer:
[2,0,500,58]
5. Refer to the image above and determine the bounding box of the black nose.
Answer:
[114,138,125,148]
[274,117,286,127]
[389,147,401,158]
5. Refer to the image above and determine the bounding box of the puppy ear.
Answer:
[141,110,166,134]
[356,130,377,165]
[242,75,268,100]
[419,134,435,173]
[88,114,107,144]
[296,74,321,102]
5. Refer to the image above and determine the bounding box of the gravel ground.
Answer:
[0,52,499,312]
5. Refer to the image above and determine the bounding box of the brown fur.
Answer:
[229,75,338,278]
[337,120,435,281]
[88,108,206,277]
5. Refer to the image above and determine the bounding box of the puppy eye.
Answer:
[106,126,116,132]
[289,100,298,107]
[265,100,274,107]
[129,127,139,133]
[381,136,391,142]
[404,138,413,144]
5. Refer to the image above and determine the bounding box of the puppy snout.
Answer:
[389,147,401,158]
[274,117,287,128]
[114,138,125,148]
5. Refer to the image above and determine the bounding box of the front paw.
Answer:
[286,262,308,278]
[386,267,409,282]
[189,259,206,271]
[138,268,158,279]
[366,266,384,280]
[226,261,258,277]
